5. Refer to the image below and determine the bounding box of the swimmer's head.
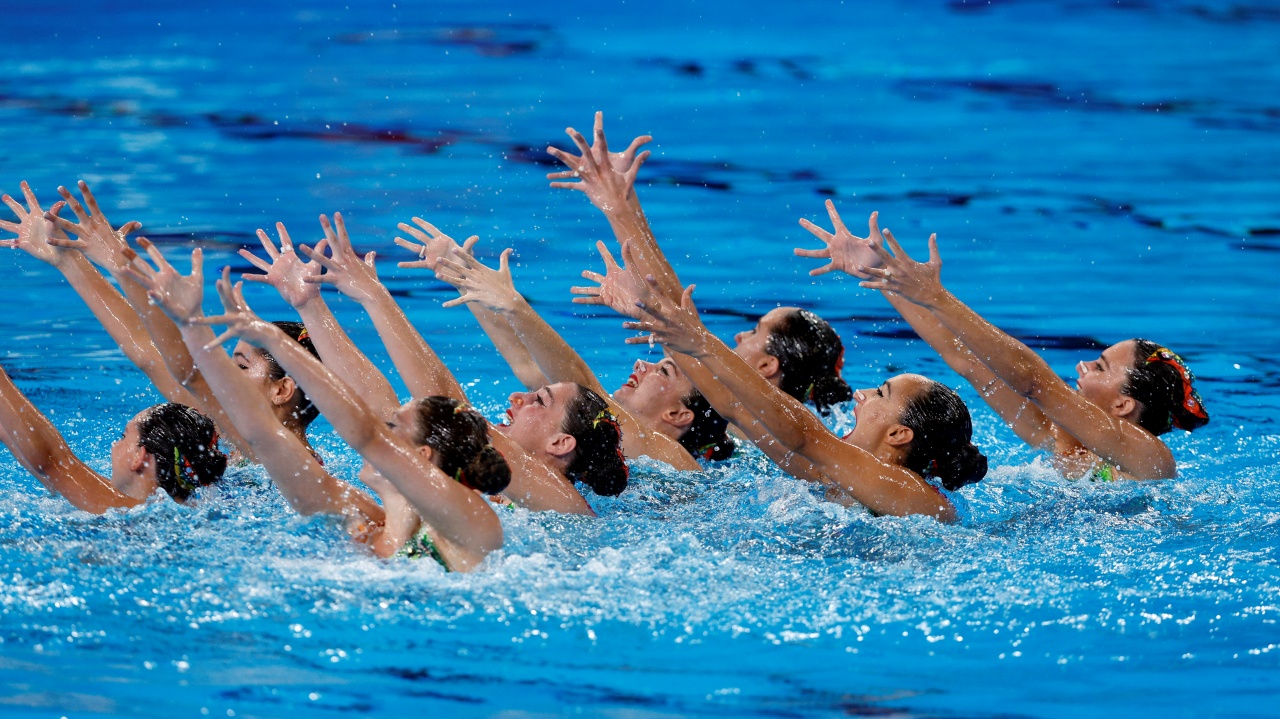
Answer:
[503,382,628,496]
[849,374,987,491]
[232,321,321,429]
[613,356,734,461]
[1076,339,1209,436]
[734,307,852,413]
[111,403,227,502]
[388,396,511,495]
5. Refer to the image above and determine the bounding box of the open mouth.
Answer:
[624,374,639,388]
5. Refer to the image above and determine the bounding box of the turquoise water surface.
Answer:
[1,1,1278,717]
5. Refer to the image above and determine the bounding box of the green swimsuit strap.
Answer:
[398,526,450,571]
[1092,462,1118,482]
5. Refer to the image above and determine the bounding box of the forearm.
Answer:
[0,366,129,512]
[467,305,548,389]
[360,289,466,401]
[884,291,991,382]
[601,198,685,300]
[886,291,1055,447]
[294,295,399,416]
[196,323,385,517]
[506,300,604,395]
[926,290,1060,399]
[693,337,819,452]
[60,258,193,403]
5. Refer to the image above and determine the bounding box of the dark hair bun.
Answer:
[936,443,988,491]
[562,385,629,496]
[809,373,854,412]
[412,396,512,494]
[899,381,988,491]
[460,445,512,495]
[137,403,228,502]
[1126,339,1210,436]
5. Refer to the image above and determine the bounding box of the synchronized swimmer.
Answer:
[0,113,1210,571]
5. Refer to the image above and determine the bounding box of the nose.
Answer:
[853,388,869,404]
[634,360,651,374]
[508,392,526,407]
[1076,361,1088,376]
[733,330,746,344]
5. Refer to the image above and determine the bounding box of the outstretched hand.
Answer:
[546,111,652,207]
[623,278,711,358]
[571,240,648,320]
[795,200,885,279]
[196,267,280,350]
[1,182,76,267]
[434,245,521,313]
[43,181,144,273]
[300,213,384,304]
[123,239,206,324]
[393,217,473,271]
[240,222,330,309]
[856,229,946,307]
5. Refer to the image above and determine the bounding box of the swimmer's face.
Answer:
[110,410,158,500]
[846,374,929,452]
[1076,340,1138,411]
[501,382,576,455]
[232,341,281,399]
[614,357,693,424]
[386,402,443,469]
[385,402,422,443]
[733,307,792,377]
[233,340,304,415]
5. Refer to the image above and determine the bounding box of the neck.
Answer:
[275,407,312,450]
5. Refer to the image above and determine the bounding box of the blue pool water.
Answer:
[1,1,1279,716]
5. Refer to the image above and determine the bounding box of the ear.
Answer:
[1113,394,1139,420]
[416,443,437,467]
[756,354,781,380]
[270,376,298,407]
[545,431,577,460]
[885,424,915,448]
[662,404,695,431]
[130,445,152,473]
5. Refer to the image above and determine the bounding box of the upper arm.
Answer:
[1031,382,1175,479]
[793,430,955,520]
[26,453,137,515]
[360,430,505,557]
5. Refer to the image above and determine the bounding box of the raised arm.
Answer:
[0,363,137,514]
[547,112,686,301]
[197,277,502,569]
[435,244,699,471]
[795,202,1058,449]
[665,352,831,485]
[303,213,465,401]
[242,219,398,417]
[2,182,195,405]
[627,282,953,519]
[395,219,548,389]
[127,245,385,529]
[858,230,1174,479]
